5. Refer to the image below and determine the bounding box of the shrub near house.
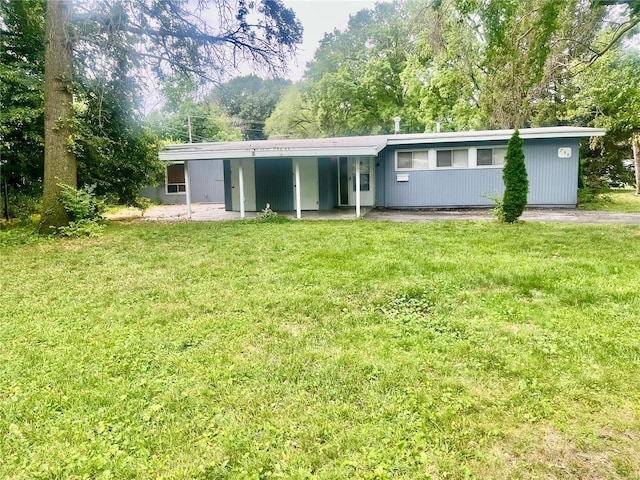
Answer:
[501,130,528,222]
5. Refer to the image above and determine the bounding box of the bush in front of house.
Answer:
[502,129,528,223]
[55,184,106,237]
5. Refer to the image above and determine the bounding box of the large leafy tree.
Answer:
[401,0,483,131]
[145,100,243,144]
[2,0,163,214]
[211,75,291,140]
[304,1,417,136]
[38,0,302,228]
[423,0,638,129]
[73,81,165,206]
[292,0,638,137]
[568,47,640,192]
[264,84,322,139]
[144,71,242,143]
[0,0,46,204]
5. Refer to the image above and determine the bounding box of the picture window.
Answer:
[166,164,186,194]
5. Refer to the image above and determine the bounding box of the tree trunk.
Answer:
[633,132,640,196]
[41,0,76,232]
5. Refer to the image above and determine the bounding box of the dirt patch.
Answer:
[473,416,640,479]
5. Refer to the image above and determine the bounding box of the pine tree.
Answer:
[502,129,528,223]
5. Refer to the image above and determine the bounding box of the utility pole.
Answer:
[187,115,193,143]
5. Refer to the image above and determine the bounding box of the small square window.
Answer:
[477,148,493,166]
[476,147,507,166]
[494,148,507,165]
[413,151,429,169]
[453,149,468,167]
[397,152,413,169]
[436,150,452,167]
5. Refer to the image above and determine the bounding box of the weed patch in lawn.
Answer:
[579,189,640,212]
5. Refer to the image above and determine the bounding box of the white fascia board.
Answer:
[159,128,605,162]
[386,128,606,147]
[159,146,381,162]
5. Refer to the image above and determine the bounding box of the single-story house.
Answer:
[148,127,605,218]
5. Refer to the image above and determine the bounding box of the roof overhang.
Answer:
[159,136,389,162]
[386,127,606,147]
[159,127,606,162]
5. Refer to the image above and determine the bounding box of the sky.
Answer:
[280,0,387,80]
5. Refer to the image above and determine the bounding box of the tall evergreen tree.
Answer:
[502,130,528,223]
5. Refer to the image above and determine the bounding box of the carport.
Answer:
[159,136,388,219]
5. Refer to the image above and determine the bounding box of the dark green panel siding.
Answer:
[318,157,338,210]
[255,158,293,211]
[223,160,232,211]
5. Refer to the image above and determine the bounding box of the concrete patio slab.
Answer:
[106,203,640,224]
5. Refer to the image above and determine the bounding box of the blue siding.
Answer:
[191,160,225,203]
[524,139,579,206]
[142,159,225,204]
[318,157,338,210]
[380,138,580,208]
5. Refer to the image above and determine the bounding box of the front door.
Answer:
[338,157,374,206]
[351,157,374,206]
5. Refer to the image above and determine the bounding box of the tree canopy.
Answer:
[264,0,639,191]
[1,0,303,226]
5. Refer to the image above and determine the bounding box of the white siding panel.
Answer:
[230,158,256,211]
[295,158,319,210]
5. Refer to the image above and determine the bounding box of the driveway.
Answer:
[107,204,640,224]
[365,208,640,224]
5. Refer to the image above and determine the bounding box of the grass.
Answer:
[578,189,640,212]
[1,219,640,479]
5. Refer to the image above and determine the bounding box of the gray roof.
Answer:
[159,126,606,162]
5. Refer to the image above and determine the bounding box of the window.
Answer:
[396,150,429,170]
[166,164,186,194]
[352,159,371,191]
[396,147,510,170]
[436,150,451,167]
[437,149,468,168]
[477,147,507,166]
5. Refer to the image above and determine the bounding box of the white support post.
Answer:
[295,161,301,219]
[184,160,192,219]
[355,158,361,218]
[238,163,245,219]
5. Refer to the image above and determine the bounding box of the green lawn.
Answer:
[579,189,640,212]
[2,219,639,479]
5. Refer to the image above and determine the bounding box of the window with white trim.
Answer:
[396,150,429,170]
[476,147,507,166]
[436,149,468,168]
[166,164,186,194]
